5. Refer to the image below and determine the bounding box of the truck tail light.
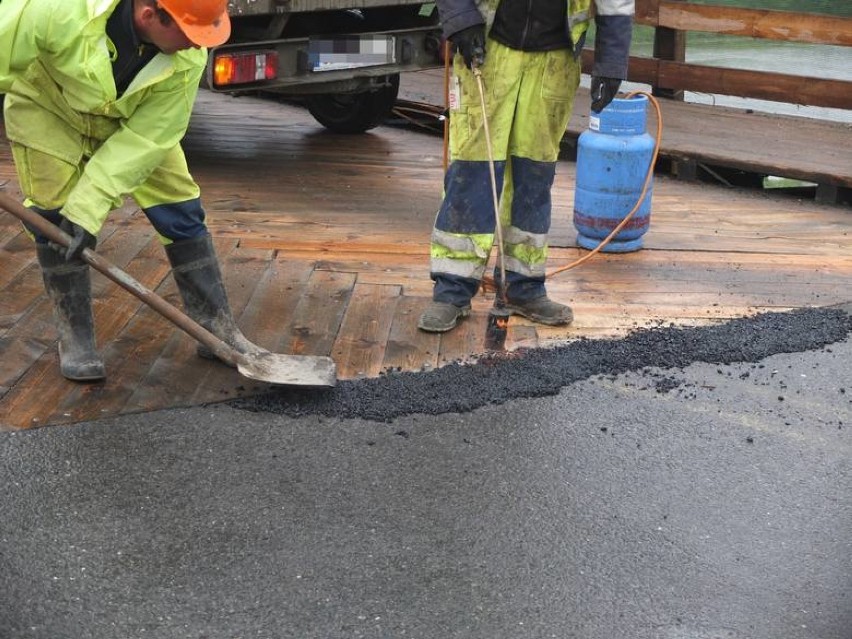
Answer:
[213,51,278,87]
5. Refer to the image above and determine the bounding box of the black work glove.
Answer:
[52,217,97,262]
[590,76,622,113]
[450,24,486,69]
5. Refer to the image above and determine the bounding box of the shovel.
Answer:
[0,192,337,388]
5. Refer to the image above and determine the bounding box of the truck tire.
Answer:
[306,74,400,134]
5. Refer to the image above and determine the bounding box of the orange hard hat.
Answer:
[157,0,231,48]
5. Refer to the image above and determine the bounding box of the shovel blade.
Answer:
[237,352,337,388]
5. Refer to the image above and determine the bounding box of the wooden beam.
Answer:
[659,61,851,110]
[650,1,852,47]
[621,56,852,110]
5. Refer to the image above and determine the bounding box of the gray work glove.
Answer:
[450,24,486,69]
[591,76,622,113]
[51,217,97,262]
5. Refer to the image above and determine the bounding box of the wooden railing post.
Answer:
[651,0,685,100]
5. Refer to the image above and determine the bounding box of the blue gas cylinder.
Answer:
[573,95,655,252]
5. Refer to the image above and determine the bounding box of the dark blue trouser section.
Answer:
[500,156,555,303]
[26,199,207,245]
[432,157,555,305]
[435,160,505,234]
[433,274,481,306]
[505,271,546,302]
[432,160,504,306]
[143,198,208,241]
[433,269,547,306]
[509,156,555,235]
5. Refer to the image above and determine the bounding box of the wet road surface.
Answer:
[1,306,850,638]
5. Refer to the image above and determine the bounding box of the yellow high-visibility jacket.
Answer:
[0,0,207,235]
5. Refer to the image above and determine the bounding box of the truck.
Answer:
[208,0,444,133]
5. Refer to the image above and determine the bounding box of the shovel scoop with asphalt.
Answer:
[0,192,337,388]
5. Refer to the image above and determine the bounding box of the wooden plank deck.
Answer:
[1,86,851,430]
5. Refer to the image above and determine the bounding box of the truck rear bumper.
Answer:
[207,26,443,95]
[228,0,431,16]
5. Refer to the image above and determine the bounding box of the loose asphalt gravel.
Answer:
[230,305,852,423]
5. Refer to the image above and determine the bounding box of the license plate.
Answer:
[307,35,396,72]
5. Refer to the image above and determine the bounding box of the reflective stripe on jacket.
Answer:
[0,0,208,235]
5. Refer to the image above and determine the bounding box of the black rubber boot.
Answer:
[165,235,263,366]
[36,245,106,382]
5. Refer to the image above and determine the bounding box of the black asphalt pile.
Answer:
[229,306,852,422]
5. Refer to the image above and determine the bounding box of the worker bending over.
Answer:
[419,0,634,332]
[0,0,260,381]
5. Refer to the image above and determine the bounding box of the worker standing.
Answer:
[0,0,260,381]
[418,0,634,332]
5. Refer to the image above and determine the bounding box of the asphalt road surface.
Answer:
[1,307,850,639]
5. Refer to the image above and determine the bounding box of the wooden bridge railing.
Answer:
[582,0,852,110]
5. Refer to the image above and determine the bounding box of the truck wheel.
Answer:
[306,74,400,134]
